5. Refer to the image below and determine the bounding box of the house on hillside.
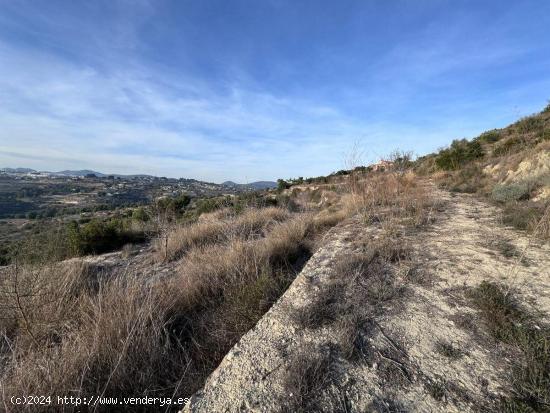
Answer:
[371,160,394,172]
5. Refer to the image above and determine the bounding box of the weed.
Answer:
[281,349,334,412]
[486,237,521,259]
[293,282,347,329]
[468,282,550,411]
[435,340,464,360]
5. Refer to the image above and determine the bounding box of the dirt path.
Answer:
[181,190,549,413]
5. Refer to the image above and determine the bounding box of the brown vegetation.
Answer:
[0,199,348,411]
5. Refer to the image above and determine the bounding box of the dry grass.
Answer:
[1,168,433,410]
[468,281,550,411]
[0,264,190,409]
[155,206,290,262]
[280,348,334,412]
[532,204,550,240]
[0,206,346,410]
[345,171,435,228]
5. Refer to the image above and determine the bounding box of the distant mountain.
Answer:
[1,167,276,189]
[222,181,277,190]
[1,167,37,174]
[53,169,106,177]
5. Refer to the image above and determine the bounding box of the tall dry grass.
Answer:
[0,205,346,411]
[154,206,290,262]
[344,169,434,228]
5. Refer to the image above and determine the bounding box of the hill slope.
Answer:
[183,184,550,412]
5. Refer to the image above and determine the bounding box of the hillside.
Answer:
[222,181,278,190]
[181,107,550,412]
[416,103,550,237]
[184,187,550,412]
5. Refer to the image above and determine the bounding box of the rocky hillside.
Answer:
[183,183,550,412]
[180,110,550,412]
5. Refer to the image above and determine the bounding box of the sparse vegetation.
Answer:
[1,103,548,412]
[468,281,550,411]
[435,340,464,360]
[281,348,334,412]
[492,182,533,203]
[476,129,502,144]
[501,202,547,233]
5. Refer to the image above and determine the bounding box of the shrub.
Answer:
[156,194,191,217]
[493,137,524,157]
[516,116,544,134]
[277,179,290,191]
[194,197,225,215]
[501,203,545,231]
[67,218,145,256]
[491,183,532,203]
[132,206,149,222]
[435,139,484,170]
[444,164,487,194]
[476,129,501,143]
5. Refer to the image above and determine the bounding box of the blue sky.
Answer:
[1,0,549,182]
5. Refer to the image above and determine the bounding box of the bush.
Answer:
[516,116,544,134]
[194,197,225,215]
[132,206,149,222]
[277,179,290,191]
[156,194,191,217]
[491,183,532,203]
[492,137,523,157]
[68,218,145,256]
[444,164,487,194]
[476,129,501,143]
[435,139,484,170]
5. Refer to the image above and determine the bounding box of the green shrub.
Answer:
[194,197,225,215]
[132,207,150,222]
[516,116,544,134]
[156,194,191,216]
[476,129,502,144]
[277,179,290,191]
[492,183,532,203]
[67,218,145,256]
[435,139,484,170]
[539,128,550,141]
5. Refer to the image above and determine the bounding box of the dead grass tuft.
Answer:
[468,281,550,411]
[281,348,334,412]
[349,171,435,229]
[435,340,464,360]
